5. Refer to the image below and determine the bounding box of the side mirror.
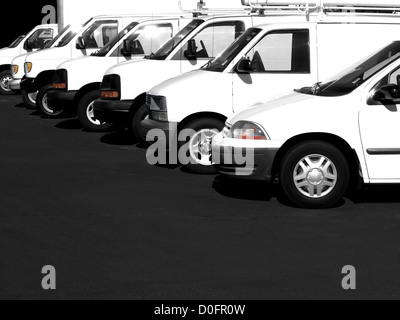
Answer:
[184,39,197,60]
[236,58,252,74]
[373,84,400,103]
[121,39,132,56]
[121,39,144,56]
[76,37,86,50]
[24,39,34,50]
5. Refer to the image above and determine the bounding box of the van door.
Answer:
[173,20,248,74]
[232,27,316,112]
[360,64,400,180]
[76,19,119,57]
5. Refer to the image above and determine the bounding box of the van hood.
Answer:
[26,47,69,62]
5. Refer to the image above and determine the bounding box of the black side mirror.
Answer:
[236,58,252,74]
[24,39,34,50]
[121,39,132,56]
[76,37,86,50]
[121,39,144,56]
[373,84,400,103]
[184,39,197,60]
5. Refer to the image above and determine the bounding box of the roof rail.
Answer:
[178,0,252,17]
[242,1,400,13]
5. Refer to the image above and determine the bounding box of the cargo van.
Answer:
[142,1,400,174]
[20,15,147,116]
[0,24,58,95]
[46,16,185,130]
[212,41,400,208]
[93,6,288,138]
[10,25,73,108]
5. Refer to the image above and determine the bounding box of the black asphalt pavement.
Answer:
[0,95,400,300]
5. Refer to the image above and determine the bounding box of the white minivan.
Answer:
[212,41,400,208]
[20,15,143,116]
[93,9,297,139]
[143,8,400,174]
[46,16,185,130]
[11,25,73,108]
[0,24,58,95]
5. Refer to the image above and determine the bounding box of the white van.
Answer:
[212,41,400,208]
[0,24,58,95]
[10,25,73,108]
[20,15,145,116]
[93,8,289,139]
[142,4,400,174]
[46,16,185,130]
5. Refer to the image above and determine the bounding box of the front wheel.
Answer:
[181,118,225,174]
[130,104,149,143]
[280,141,350,209]
[22,90,38,109]
[0,70,16,95]
[37,85,65,118]
[77,90,115,132]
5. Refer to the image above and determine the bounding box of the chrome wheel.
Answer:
[42,92,62,116]
[86,101,102,126]
[0,74,12,92]
[293,154,338,198]
[189,129,219,166]
[28,92,38,104]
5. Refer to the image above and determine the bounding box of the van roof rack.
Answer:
[179,0,253,17]
[242,1,400,15]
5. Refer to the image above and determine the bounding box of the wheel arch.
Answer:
[178,112,227,131]
[272,133,363,188]
[74,82,101,105]
[128,92,147,116]
[36,70,56,89]
[0,64,12,73]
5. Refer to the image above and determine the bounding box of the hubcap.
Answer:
[1,75,12,92]
[293,154,338,199]
[42,92,62,116]
[28,92,38,104]
[189,129,219,166]
[86,101,103,126]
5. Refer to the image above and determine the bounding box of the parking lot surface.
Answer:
[0,95,399,300]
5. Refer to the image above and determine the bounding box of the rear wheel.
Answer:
[77,90,115,132]
[22,90,38,109]
[280,141,350,209]
[0,70,15,95]
[37,84,65,118]
[181,118,224,174]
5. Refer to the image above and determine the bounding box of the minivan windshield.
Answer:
[43,25,71,49]
[92,22,139,57]
[9,35,26,48]
[298,41,400,97]
[149,19,204,60]
[204,28,262,72]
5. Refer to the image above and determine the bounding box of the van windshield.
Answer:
[56,30,78,47]
[149,19,204,60]
[204,28,262,72]
[43,25,71,49]
[92,22,139,57]
[298,41,400,97]
[8,35,26,48]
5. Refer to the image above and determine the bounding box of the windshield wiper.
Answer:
[295,82,321,95]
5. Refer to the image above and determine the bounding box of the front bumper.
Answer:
[93,100,134,126]
[213,136,279,182]
[10,79,21,91]
[47,90,78,113]
[20,77,38,93]
[141,119,178,146]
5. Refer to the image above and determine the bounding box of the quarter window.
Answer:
[244,29,310,73]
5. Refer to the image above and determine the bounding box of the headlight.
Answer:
[52,69,68,90]
[101,74,121,100]
[12,65,19,75]
[228,121,269,140]
[146,94,167,111]
[25,62,33,73]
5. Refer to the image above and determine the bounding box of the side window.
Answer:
[244,29,310,73]
[27,29,55,49]
[173,21,246,60]
[82,20,118,49]
[112,24,173,58]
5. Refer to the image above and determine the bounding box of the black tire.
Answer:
[21,90,38,109]
[130,103,149,143]
[0,70,16,95]
[181,118,225,174]
[77,90,115,132]
[37,84,65,118]
[280,141,350,209]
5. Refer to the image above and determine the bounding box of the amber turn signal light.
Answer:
[53,83,67,89]
[101,91,119,99]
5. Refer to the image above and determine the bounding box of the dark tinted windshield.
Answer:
[299,41,400,97]
[149,19,204,60]
[205,28,262,72]
[92,22,139,57]
[43,25,71,49]
[9,35,26,48]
